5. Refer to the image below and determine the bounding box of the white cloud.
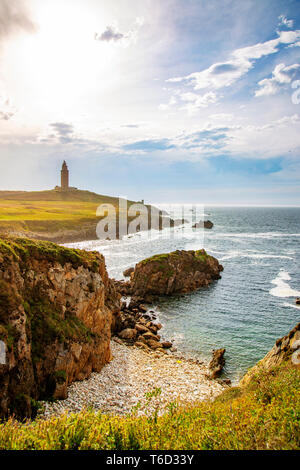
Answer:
[158,96,177,110]
[0,0,36,43]
[167,29,300,91]
[180,91,219,113]
[255,63,300,97]
[278,15,294,29]
[209,113,234,121]
[159,91,219,114]
[95,17,144,47]
[0,93,17,121]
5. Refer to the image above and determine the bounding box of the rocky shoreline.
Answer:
[41,339,227,418]
[0,237,227,420]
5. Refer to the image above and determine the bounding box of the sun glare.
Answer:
[6,1,120,117]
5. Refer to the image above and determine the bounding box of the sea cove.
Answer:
[68,206,300,382]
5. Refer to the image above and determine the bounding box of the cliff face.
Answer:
[240,323,300,386]
[129,250,223,298]
[0,237,120,419]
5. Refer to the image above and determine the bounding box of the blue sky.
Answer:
[0,0,300,204]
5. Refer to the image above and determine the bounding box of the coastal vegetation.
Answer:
[0,189,136,234]
[0,363,298,450]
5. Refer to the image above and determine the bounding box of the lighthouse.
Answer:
[61,161,69,191]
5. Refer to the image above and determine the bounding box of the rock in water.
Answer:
[193,220,214,229]
[296,298,300,305]
[130,249,223,297]
[209,348,226,378]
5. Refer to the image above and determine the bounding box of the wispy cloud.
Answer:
[278,14,294,29]
[0,93,17,120]
[123,138,175,152]
[94,17,144,47]
[167,29,300,91]
[255,63,300,97]
[49,122,75,144]
[95,25,124,42]
[0,0,36,43]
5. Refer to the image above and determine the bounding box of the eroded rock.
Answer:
[129,250,223,298]
[209,348,226,379]
[240,323,300,386]
[0,236,120,419]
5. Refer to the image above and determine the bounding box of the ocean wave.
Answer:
[216,232,300,240]
[220,252,293,261]
[282,302,300,310]
[269,270,300,298]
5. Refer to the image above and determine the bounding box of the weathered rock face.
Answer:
[0,237,120,419]
[209,349,226,379]
[123,267,134,278]
[129,250,223,298]
[240,323,300,386]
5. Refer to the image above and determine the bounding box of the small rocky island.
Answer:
[120,249,223,300]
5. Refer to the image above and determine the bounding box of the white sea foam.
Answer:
[283,302,300,310]
[220,252,293,261]
[270,270,300,298]
[216,232,300,240]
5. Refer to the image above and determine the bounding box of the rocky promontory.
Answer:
[0,236,120,419]
[240,323,300,386]
[119,249,223,299]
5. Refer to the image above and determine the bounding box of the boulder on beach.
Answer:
[118,328,137,340]
[129,249,223,297]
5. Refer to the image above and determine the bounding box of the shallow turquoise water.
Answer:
[68,206,300,382]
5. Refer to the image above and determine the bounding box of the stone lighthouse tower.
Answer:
[61,161,69,191]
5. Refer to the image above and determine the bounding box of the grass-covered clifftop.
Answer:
[0,363,299,450]
[0,189,137,235]
[0,236,101,269]
[0,189,164,242]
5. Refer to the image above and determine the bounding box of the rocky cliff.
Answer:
[240,323,300,386]
[127,250,223,299]
[0,237,120,419]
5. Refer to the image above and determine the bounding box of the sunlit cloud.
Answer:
[0,93,17,120]
[0,0,300,203]
[255,63,300,97]
[167,29,300,91]
[278,14,294,29]
[94,17,144,47]
[0,0,36,43]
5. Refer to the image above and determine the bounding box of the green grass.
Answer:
[0,189,142,234]
[0,236,101,268]
[0,198,116,233]
[0,364,299,450]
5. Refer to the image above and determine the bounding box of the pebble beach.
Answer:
[42,339,226,418]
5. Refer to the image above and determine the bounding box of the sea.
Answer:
[66,206,300,383]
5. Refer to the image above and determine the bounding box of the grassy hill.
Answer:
[0,189,128,203]
[0,189,143,236]
[0,362,298,450]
